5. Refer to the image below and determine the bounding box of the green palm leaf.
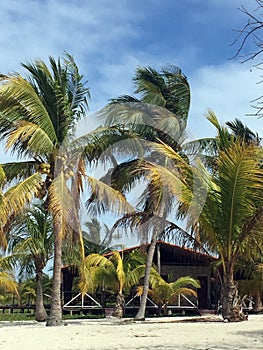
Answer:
[0,271,18,295]
[0,164,6,186]
[6,120,54,156]
[0,74,57,144]
[2,161,39,182]
[86,175,134,216]
[3,173,43,218]
[48,172,73,239]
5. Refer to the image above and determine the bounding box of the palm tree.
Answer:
[100,82,263,321]
[85,249,149,318]
[0,55,89,326]
[19,274,52,308]
[137,275,200,316]
[140,122,263,321]
[19,277,37,306]
[0,54,132,326]
[97,65,192,320]
[6,205,53,321]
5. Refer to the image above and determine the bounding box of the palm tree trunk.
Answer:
[134,233,157,320]
[112,293,125,318]
[221,265,246,322]
[46,224,62,326]
[253,291,263,313]
[35,268,48,322]
[163,303,168,316]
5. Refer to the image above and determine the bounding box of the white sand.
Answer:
[1,314,263,350]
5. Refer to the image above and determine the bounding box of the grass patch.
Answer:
[0,312,35,322]
[63,313,105,320]
[0,311,105,322]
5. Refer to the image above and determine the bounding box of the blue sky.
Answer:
[1,0,263,246]
[0,0,262,142]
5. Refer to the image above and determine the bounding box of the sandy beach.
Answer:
[1,314,263,350]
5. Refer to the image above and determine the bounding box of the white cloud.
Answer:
[0,0,142,72]
[1,0,263,160]
[188,62,263,138]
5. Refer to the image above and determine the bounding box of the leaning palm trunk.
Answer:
[112,293,125,318]
[46,225,62,326]
[35,268,48,322]
[221,271,246,322]
[134,232,157,320]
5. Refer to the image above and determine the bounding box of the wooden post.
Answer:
[157,242,161,275]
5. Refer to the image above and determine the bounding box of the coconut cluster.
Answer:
[36,163,51,174]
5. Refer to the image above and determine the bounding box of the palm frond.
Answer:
[6,120,54,156]
[0,164,6,187]
[226,118,260,145]
[124,265,145,289]
[217,144,263,253]
[140,161,192,213]
[86,253,113,269]
[0,271,18,295]
[134,65,190,125]
[48,172,73,239]
[63,53,90,115]
[3,173,43,220]
[170,276,201,290]
[206,110,233,151]
[0,74,57,144]
[85,175,134,216]
[2,161,39,183]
